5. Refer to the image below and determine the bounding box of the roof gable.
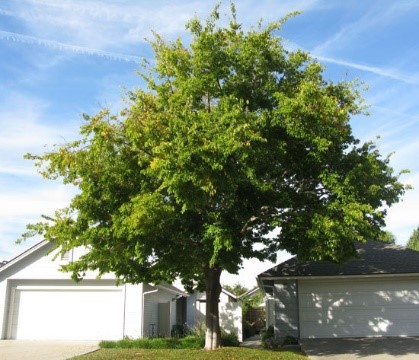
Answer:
[258,240,419,279]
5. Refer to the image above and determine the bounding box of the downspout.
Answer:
[122,284,127,338]
[142,288,158,338]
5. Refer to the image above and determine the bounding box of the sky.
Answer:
[1,0,418,287]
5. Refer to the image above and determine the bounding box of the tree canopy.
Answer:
[377,230,396,244]
[22,4,408,349]
[407,227,419,251]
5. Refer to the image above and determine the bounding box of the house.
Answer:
[0,240,241,341]
[257,240,419,339]
[186,287,243,342]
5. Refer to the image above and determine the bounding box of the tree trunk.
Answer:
[204,265,222,350]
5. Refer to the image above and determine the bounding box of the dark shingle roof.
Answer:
[258,240,419,279]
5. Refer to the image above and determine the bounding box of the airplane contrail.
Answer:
[0,30,142,63]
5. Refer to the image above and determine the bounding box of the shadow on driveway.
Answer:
[300,337,419,359]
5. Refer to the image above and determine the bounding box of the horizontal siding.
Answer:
[274,280,299,338]
[299,278,419,338]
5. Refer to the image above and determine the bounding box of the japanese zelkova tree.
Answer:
[23,5,407,349]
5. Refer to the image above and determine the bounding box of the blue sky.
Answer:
[1,0,418,286]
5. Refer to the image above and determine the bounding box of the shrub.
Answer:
[99,324,239,349]
[220,330,240,347]
[99,336,203,350]
[171,324,185,338]
[282,335,298,345]
[181,335,205,349]
[261,325,274,344]
[184,322,206,338]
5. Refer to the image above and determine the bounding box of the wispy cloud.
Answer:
[312,1,419,55]
[0,183,75,259]
[1,0,207,48]
[314,55,419,85]
[0,30,141,63]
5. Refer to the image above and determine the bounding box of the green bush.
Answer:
[99,336,204,350]
[99,331,239,349]
[220,331,240,347]
[181,335,205,349]
[261,325,275,348]
[283,335,298,345]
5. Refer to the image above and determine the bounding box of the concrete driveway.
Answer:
[300,337,419,359]
[0,340,99,360]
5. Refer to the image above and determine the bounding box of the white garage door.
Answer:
[299,277,419,338]
[9,285,124,340]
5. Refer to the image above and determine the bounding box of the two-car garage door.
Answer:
[8,284,124,340]
[299,278,419,338]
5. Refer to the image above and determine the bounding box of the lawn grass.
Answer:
[70,347,308,360]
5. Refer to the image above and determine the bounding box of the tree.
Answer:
[22,4,407,349]
[223,283,248,298]
[378,230,396,244]
[407,227,419,251]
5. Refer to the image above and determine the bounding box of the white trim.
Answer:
[6,286,16,339]
[0,240,51,274]
[155,283,187,296]
[222,288,240,301]
[259,273,419,281]
[15,285,121,291]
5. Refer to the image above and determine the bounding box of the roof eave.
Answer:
[0,240,51,274]
[258,272,419,281]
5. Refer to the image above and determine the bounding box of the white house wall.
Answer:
[273,280,299,339]
[0,242,143,340]
[123,283,144,338]
[220,301,243,342]
[186,290,243,342]
[142,283,179,338]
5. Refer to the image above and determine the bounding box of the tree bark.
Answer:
[204,265,222,350]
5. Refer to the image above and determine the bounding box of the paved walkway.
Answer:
[0,340,99,360]
[300,337,419,360]
[240,334,263,348]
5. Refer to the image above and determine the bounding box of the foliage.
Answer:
[243,289,264,311]
[407,226,419,251]
[70,347,308,360]
[282,336,299,346]
[224,283,264,311]
[261,325,275,347]
[223,284,248,297]
[99,336,204,350]
[220,329,240,347]
[22,2,408,350]
[185,322,207,338]
[224,283,265,338]
[99,330,238,350]
[261,327,298,349]
[377,230,396,244]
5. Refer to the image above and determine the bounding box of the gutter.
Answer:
[258,272,419,281]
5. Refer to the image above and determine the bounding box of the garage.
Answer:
[299,277,419,338]
[8,284,124,340]
[258,240,419,340]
